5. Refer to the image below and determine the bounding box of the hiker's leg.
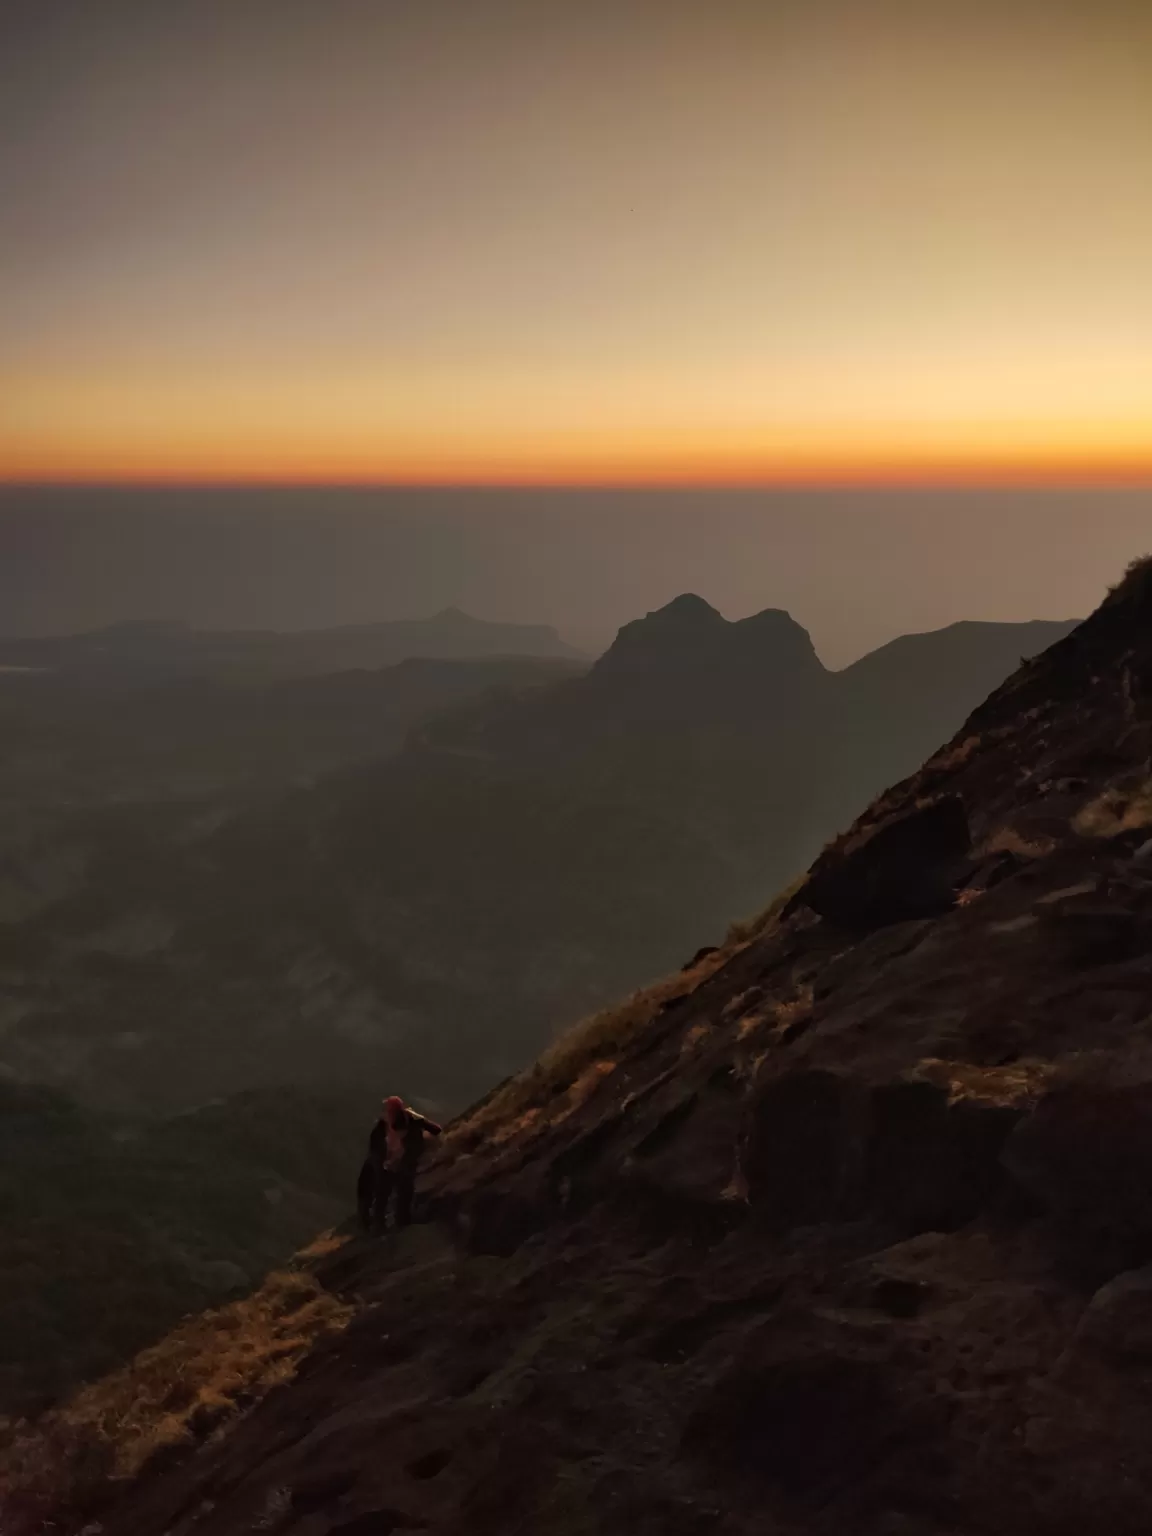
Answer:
[356,1160,375,1231]
[395,1170,415,1228]
[374,1169,394,1231]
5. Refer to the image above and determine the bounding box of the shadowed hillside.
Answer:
[4,563,1149,1535]
[0,1081,359,1419]
[0,654,583,809]
[0,600,1077,1432]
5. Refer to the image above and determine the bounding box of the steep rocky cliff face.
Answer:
[14,559,1152,1535]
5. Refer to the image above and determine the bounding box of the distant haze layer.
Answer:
[2,486,1147,667]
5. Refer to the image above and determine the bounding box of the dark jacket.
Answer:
[368,1108,442,1175]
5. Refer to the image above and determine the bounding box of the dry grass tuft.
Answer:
[728,985,815,1076]
[561,1059,618,1113]
[680,1021,713,1058]
[912,1056,1056,1109]
[978,826,1055,860]
[927,734,981,775]
[488,1105,544,1148]
[767,987,815,1039]
[722,874,807,947]
[446,872,808,1155]
[294,1231,351,1263]
[1073,780,1152,838]
[0,1266,353,1523]
[449,953,732,1148]
[736,1012,767,1041]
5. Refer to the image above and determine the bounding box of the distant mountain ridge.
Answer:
[415,597,1077,773]
[0,609,584,684]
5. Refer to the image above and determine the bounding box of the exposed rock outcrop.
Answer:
[785,793,971,929]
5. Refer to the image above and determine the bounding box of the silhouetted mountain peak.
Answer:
[647,592,725,624]
[733,604,809,632]
[593,595,825,709]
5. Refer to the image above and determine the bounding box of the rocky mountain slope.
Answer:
[822,617,1083,826]
[0,600,1075,1429]
[9,560,1151,1535]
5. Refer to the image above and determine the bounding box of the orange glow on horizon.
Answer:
[5,429,1151,490]
[5,354,1150,492]
[6,466,1151,490]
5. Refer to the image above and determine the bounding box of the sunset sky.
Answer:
[2,0,1151,485]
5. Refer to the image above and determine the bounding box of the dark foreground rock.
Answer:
[786,792,972,929]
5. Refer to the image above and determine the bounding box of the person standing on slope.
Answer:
[357,1095,443,1233]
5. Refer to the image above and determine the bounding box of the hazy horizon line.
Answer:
[6,466,1152,492]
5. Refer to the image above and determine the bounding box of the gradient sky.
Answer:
[2,0,1151,484]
